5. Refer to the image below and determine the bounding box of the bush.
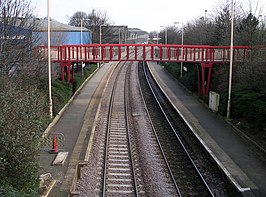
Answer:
[52,79,72,115]
[72,64,97,92]
[162,55,266,139]
[232,87,266,130]
[83,64,97,77]
[0,63,97,196]
[164,62,199,92]
[179,65,198,92]
[164,62,180,79]
[0,183,37,197]
[0,87,47,195]
[217,90,228,116]
[52,64,97,115]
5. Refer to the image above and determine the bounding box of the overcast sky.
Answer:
[31,0,265,32]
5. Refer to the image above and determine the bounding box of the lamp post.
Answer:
[100,25,103,62]
[124,27,127,44]
[160,26,167,44]
[47,0,53,119]
[100,25,102,45]
[135,33,138,44]
[227,0,234,119]
[80,19,90,45]
[174,22,184,78]
[80,19,90,74]
[80,19,83,45]
[118,28,121,44]
[258,14,266,26]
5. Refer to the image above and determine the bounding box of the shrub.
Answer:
[0,87,47,195]
[52,79,72,115]
[164,62,199,92]
[179,64,198,92]
[232,87,266,130]
[83,64,97,77]
[0,183,37,197]
[52,64,97,115]
[164,62,180,79]
[72,64,97,92]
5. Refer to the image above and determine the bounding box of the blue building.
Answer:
[0,22,33,76]
[0,23,32,46]
[33,18,91,45]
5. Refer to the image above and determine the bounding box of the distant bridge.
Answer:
[39,44,251,95]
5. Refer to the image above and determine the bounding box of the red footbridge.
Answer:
[39,44,251,95]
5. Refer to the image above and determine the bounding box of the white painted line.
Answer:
[108,173,131,176]
[109,155,129,158]
[42,67,100,138]
[109,163,130,166]
[110,134,126,137]
[109,151,128,154]
[109,137,127,141]
[147,62,253,193]
[109,144,127,147]
[108,168,131,171]
[109,159,129,162]
[85,62,119,162]
[107,184,133,187]
[108,190,133,193]
[108,178,131,182]
[109,147,128,151]
[40,180,57,197]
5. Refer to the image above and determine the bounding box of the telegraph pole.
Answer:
[47,0,53,119]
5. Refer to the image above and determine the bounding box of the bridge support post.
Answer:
[143,45,146,61]
[135,46,137,60]
[60,62,72,83]
[198,63,213,96]
[126,46,129,60]
[71,63,75,84]
[60,62,64,81]
[118,46,121,60]
[66,62,72,83]
[110,46,113,60]
[151,46,154,61]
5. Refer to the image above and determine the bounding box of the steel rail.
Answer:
[102,61,124,196]
[142,62,215,197]
[125,62,139,197]
[102,61,138,197]
[137,61,182,196]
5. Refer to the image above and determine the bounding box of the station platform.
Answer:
[40,61,266,197]
[39,62,115,197]
[147,62,266,197]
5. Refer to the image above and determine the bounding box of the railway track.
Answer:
[138,62,214,197]
[101,61,138,196]
[136,64,181,196]
[77,60,240,196]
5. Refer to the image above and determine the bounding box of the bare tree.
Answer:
[0,0,49,195]
[0,0,39,82]
[69,11,87,27]
[68,9,115,43]
[236,13,260,46]
[158,26,180,44]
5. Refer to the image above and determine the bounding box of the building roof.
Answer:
[34,18,90,32]
[128,28,148,36]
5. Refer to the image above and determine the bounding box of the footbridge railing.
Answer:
[38,44,251,64]
[37,44,252,95]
